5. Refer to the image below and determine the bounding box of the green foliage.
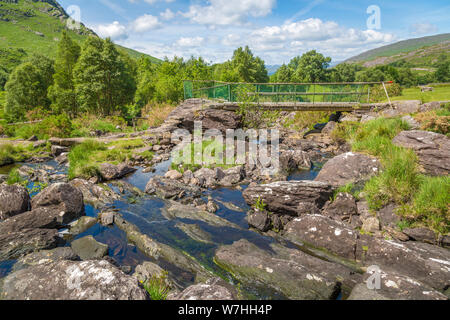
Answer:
[68,139,147,180]
[254,197,267,211]
[333,117,448,233]
[74,37,136,115]
[410,176,449,234]
[214,46,268,83]
[141,272,171,300]
[5,57,53,121]
[6,168,23,185]
[13,114,73,140]
[292,50,331,82]
[48,31,81,116]
[333,183,361,201]
[434,58,450,82]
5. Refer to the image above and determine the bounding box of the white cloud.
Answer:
[130,14,161,32]
[182,0,276,26]
[160,9,175,21]
[93,21,128,40]
[410,23,438,36]
[175,36,205,47]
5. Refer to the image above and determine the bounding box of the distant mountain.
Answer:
[345,33,450,68]
[0,0,160,72]
[266,65,281,75]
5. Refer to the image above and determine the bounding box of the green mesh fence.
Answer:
[184,80,378,104]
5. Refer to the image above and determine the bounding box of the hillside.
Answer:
[0,0,160,73]
[345,33,450,68]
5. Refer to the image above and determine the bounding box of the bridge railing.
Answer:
[183,80,393,106]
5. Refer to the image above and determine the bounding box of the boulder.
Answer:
[99,211,115,226]
[134,261,176,290]
[243,180,333,217]
[51,145,69,156]
[12,247,80,272]
[359,238,450,292]
[361,217,381,233]
[247,210,271,232]
[348,267,447,300]
[31,183,85,223]
[69,179,120,209]
[194,168,216,187]
[0,207,77,231]
[99,163,137,181]
[322,192,359,226]
[0,184,31,220]
[382,100,421,117]
[71,236,109,260]
[0,228,61,261]
[403,227,437,244]
[180,109,242,133]
[284,215,358,260]
[392,130,450,176]
[315,152,381,187]
[401,115,420,130]
[0,260,148,300]
[215,239,360,300]
[376,203,400,228]
[145,176,201,200]
[321,121,337,135]
[170,278,238,300]
[164,170,183,180]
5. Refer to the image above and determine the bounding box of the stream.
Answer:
[0,158,327,299]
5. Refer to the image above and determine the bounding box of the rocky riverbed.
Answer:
[0,99,449,300]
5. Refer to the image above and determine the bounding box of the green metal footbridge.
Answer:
[183,80,393,112]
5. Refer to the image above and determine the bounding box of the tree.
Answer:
[329,63,361,82]
[48,31,81,116]
[355,68,387,82]
[153,57,185,103]
[272,64,292,82]
[435,59,450,83]
[292,50,331,83]
[5,63,47,121]
[74,37,136,115]
[134,56,157,107]
[230,46,268,83]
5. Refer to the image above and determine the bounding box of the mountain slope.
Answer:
[345,33,450,68]
[0,0,160,72]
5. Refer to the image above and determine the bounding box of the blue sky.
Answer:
[59,0,450,65]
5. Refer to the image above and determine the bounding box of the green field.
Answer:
[388,84,450,103]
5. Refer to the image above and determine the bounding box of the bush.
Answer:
[414,108,450,136]
[14,114,73,140]
[369,83,403,102]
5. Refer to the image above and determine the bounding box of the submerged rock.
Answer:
[0,184,31,220]
[393,130,450,176]
[0,260,148,300]
[215,239,360,300]
[243,180,333,217]
[71,236,109,260]
[175,222,213,244]
[170,278,238,300]
[114,214,214,284]
[69,216,98,235]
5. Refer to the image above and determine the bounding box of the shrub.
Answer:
[142,272,171,300]
[369,83,403,102]
[141,103,176,128]
[414,108,450,136]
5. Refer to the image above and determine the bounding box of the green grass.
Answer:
[332,117,449,233]
[141,272,171,300]
[387,85,450,103]
[0,142,49,166]
[171,139,236,173]
[67,139,152,180]
[0,0,160,73]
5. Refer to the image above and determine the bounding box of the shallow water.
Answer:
[0,158,325,299]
